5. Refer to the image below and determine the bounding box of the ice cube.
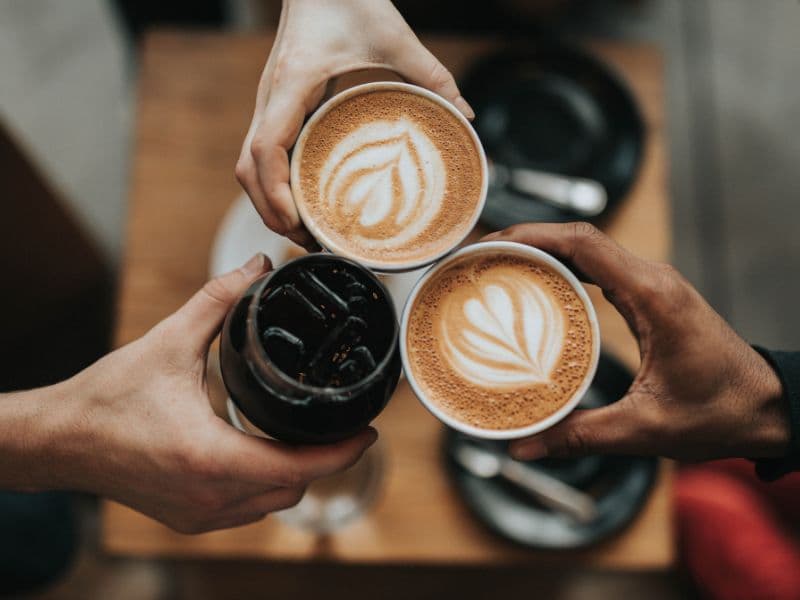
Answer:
[297,270,349,316]
[337,345,377,385]
[305,315,367,386]
[265,283,326,324]
[261,326,306,376]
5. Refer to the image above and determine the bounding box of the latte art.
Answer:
[441,274,565,386]
[293,85,485,270]
[319,119,445,249]
[405,251,596,432]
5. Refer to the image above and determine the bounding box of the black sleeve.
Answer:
[752,347,800,481]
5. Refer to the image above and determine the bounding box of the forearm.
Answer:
[0,378,82,491]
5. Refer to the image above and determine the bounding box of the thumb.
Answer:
[171,253,272,352]
[389,37,474,120]
[508,400,648,461]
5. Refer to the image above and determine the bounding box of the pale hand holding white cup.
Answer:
[235,0,474,249]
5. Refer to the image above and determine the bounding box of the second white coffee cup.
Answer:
[400,241,601,440]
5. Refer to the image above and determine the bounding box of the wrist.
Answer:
[746,347,791,458]
[0,375,92,491]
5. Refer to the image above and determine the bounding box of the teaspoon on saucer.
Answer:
[489,162,607,218]
[451,441,598,524]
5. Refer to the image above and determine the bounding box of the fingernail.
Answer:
[510,438,548,461]
[454,96,475,120]
[241,253,266,277]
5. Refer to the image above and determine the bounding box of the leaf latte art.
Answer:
[440,274,566,387]
[318,119,446,249]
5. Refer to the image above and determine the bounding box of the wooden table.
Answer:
[103,31,672,570]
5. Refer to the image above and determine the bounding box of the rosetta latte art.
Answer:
[440,273,566,387]
[317,119,446,250]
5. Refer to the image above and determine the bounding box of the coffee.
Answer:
[403,245,597,433]
[220,254,401,444]
[291,82,487,271]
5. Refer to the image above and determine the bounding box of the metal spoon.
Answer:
[489,162,607,218]
[451,441,598,524]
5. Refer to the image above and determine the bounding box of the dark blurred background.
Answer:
[1,0,798,598]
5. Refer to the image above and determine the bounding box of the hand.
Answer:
[483,223,790,462]
[14,254,377,534]
[235,0,474,248]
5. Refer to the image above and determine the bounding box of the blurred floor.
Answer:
[1,0,798,598]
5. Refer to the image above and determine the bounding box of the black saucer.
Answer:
[444,352,657,550]
[460,43,644,228]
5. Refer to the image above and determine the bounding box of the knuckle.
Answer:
[250,134,270,161]
[561,427,592,458]
[570,221,602,243]
[174,439,224,481]
[637,262,689,313]
[619,389,663,442]
[429,62,455,90]
[202,275,237,307]
[261,211,289,236]
[234,158,251,185]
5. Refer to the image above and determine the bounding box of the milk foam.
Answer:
[441,274,565,386]
[318,119,446,250]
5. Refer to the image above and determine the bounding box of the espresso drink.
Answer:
[220,255,401,444]
[292,83,485,270]
[405,251,594,430]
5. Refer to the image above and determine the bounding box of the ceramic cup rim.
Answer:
[289,81,489,273]
[399,240,601,440]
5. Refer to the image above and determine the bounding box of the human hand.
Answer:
[483,223,790,462]
[236,0,474,248]
[42,254,377,533]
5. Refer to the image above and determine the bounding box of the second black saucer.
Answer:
[443,352,658,550]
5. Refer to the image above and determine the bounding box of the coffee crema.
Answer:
[405,252,594,430]
[293,88,484,268]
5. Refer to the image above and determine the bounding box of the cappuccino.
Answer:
[291,82,487,272]
[402,242,599,437]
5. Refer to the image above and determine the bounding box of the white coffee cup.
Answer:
[399,240,601,440]
[290,81,488,273]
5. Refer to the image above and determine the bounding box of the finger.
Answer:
[228,486,306,516]
[170,253,272,351]
[197,512,270,533]
[508,400,650,460]
[221,427,378,488]
[389,39,474,119]
[483,222,652,303]
[236,129,281,231]
[250,82,327,243]
[238,135,317,250]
